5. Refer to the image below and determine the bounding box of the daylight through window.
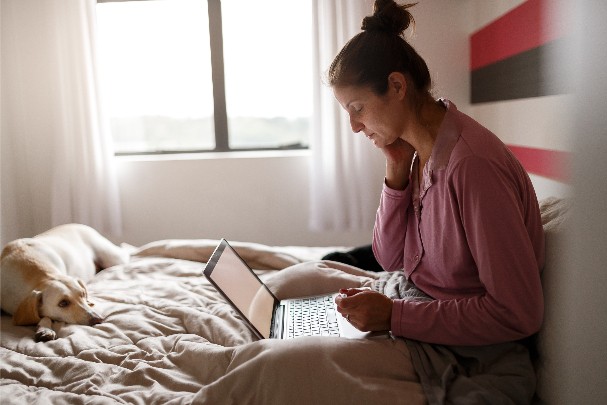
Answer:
[96,0,312,154]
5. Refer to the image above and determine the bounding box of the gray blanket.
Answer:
[377,271,536,405]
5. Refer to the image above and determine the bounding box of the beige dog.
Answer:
[0,224,129,342]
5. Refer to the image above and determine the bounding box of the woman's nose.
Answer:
[350,116,364,133]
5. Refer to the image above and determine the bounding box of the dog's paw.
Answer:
[34,328,57,342]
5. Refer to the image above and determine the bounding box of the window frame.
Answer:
[97,0,309,156]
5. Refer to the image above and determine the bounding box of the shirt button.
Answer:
[414,254,419,261]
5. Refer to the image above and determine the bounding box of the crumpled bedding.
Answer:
[0,242,425,405]
[1,228,557,405]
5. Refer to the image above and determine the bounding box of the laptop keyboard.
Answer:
[286,295,341,338]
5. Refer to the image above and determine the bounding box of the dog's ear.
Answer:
[13,290,42,326]
[77,279,94,307]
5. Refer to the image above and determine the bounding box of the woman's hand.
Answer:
[335,288,393,332]
[381,138,415,190]
[381,137,415,163]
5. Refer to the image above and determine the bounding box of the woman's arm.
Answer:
[392,156,545,345]
[382,138,415,190]
[372,139,416,272]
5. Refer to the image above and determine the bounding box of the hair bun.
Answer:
[361,0,415,36]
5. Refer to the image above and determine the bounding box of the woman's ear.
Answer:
[13,290,42,326]
[388,72,407,99]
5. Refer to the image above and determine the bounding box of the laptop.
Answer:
[203,239,375,339]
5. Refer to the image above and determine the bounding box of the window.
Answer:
[96,0,312,155]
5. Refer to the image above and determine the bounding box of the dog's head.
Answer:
[13,278,103,326]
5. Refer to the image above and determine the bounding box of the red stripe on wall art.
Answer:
[470,0,567,71]
[508,145,571,182]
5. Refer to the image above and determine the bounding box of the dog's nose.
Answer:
[89,314,104,326]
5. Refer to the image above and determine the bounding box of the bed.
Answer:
[0,197,570,404]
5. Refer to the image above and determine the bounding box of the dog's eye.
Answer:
[58,300,70,308]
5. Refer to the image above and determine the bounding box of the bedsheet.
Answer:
[0,242,425,404]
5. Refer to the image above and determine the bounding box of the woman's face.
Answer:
[333,82,406,148]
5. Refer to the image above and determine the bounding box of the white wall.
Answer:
[553,2,607,402]
[116,151,379,247]
[466,0,571,200]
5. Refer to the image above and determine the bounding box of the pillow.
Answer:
[534,196,572,404]
[132,239,301,270]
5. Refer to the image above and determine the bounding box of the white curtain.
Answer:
[310,0,385,232]
[1,0,121,243]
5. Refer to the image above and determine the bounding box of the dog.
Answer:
[0,223,129,342]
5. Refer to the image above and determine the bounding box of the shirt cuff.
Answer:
[390,300,404,336]
[382,179,411,200]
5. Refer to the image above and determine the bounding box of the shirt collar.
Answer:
[427,99,462,173]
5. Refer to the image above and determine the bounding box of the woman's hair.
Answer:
[327,0,430,100]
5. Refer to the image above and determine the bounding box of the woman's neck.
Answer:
[403,97,446,165]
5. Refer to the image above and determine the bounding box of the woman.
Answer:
[196,3,543,403]
[333,0,545,346]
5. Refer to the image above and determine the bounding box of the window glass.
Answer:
[221,0,312,149]
[97,0,214,153]
[96,0,312,154]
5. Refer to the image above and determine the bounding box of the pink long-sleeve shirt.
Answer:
[373,100,545,346]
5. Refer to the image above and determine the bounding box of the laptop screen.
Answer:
[204,240,277,338]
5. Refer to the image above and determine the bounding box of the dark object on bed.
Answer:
[322,245,384,272]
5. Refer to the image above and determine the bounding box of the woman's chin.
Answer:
[371,138,385,148]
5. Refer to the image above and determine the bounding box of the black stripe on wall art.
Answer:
[471,38,572,104]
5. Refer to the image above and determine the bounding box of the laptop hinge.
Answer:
[270,304,284,339]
